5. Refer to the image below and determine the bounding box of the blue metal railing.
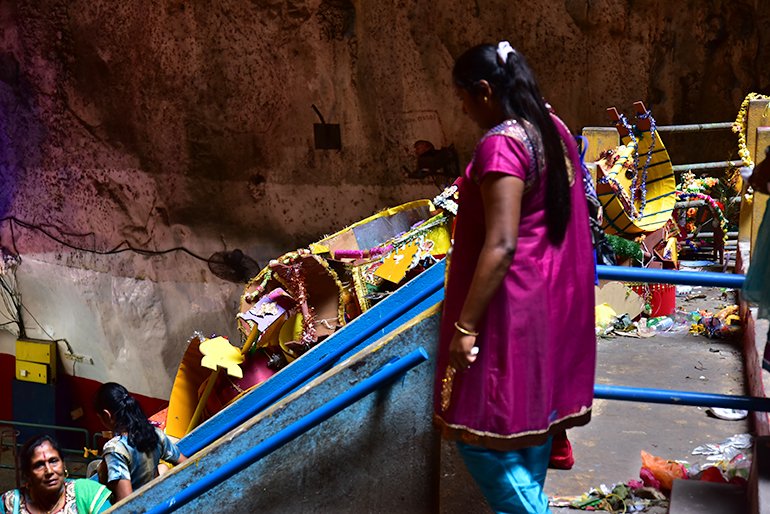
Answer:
[148,348,429,514]
[595,265,745,289]
[595,385,770,412]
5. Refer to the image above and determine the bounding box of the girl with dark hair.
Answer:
[433,42,596,513]
[94,382,187,502]
[2,435,111,513]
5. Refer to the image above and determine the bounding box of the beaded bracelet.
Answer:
[454,321,479,337]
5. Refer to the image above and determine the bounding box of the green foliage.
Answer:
[606,234,643,264]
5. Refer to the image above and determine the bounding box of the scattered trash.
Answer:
[647,316,674,332]
[595,305,644,339]
[675,285,693,297]
[640,450,687,492]
[627,437,753,503]
[690,305,742,339]
[689,434,753,485]
[612,313,633,331]
[595,303,619,337]
[678,310,702,323]
[706,407,748,421]
[691,433,752,461]
[549,481,668,511]
[636,314,693,337]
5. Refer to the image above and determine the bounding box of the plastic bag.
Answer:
[640,450,688,492]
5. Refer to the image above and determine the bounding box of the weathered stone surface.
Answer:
[0,0,767,395]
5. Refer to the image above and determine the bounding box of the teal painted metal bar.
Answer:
[595,384,770,412]
[0,419,90,452]
[595,265,744,289]
[672,160,742,172]
[148,347,429,514]
[656,121,733,132]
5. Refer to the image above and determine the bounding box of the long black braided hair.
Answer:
[453,43,572,245]
[95,382,159,454]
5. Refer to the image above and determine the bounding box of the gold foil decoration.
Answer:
[440,365,456,412]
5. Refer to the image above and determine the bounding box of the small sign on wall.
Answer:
[312,104,341,150]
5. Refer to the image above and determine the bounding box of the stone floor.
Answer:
[544,286,749,513]
[438,282,752,514]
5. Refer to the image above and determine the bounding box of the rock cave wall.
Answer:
[0,0,767,399]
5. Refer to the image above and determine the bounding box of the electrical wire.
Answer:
[0,215,240,363]
[20,303,56,342]
[0,216,213,263]
[0,273,22,337]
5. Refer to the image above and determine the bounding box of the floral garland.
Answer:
[677,171,720,195]
[675,191,729,247]
[732,92,770,168]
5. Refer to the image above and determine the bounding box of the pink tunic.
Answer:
[433,115,596,450]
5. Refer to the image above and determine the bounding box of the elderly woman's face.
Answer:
[27,441,65,494]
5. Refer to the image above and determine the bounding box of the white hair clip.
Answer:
[496,41,515,65]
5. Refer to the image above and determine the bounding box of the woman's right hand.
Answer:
[448,331,478,370]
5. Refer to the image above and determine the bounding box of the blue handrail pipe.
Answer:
[595,264,745,289]
[595,384,770,412]
[135,262,756,512]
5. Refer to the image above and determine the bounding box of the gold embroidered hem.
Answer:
[433,406,592,452]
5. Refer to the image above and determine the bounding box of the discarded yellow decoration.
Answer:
[595,303,618,330]
[308,242,329,254]
[199,336,244,379]
[374,243,419,284]
[166,335,209,438]
[598,104,677,236]
[278,313,304,363]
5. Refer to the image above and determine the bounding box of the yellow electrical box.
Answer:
[15,339,57,383]
[15,360,52,384]
[16,339,57,367]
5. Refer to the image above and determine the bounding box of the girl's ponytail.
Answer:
[95,382,159,454]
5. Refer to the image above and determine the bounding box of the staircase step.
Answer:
[668,479,746,514]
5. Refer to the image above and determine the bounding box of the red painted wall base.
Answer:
[0,351,168,448]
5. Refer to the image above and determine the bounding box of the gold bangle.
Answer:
[454,321,479,337]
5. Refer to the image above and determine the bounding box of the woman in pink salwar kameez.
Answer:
[433,42,596,513]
